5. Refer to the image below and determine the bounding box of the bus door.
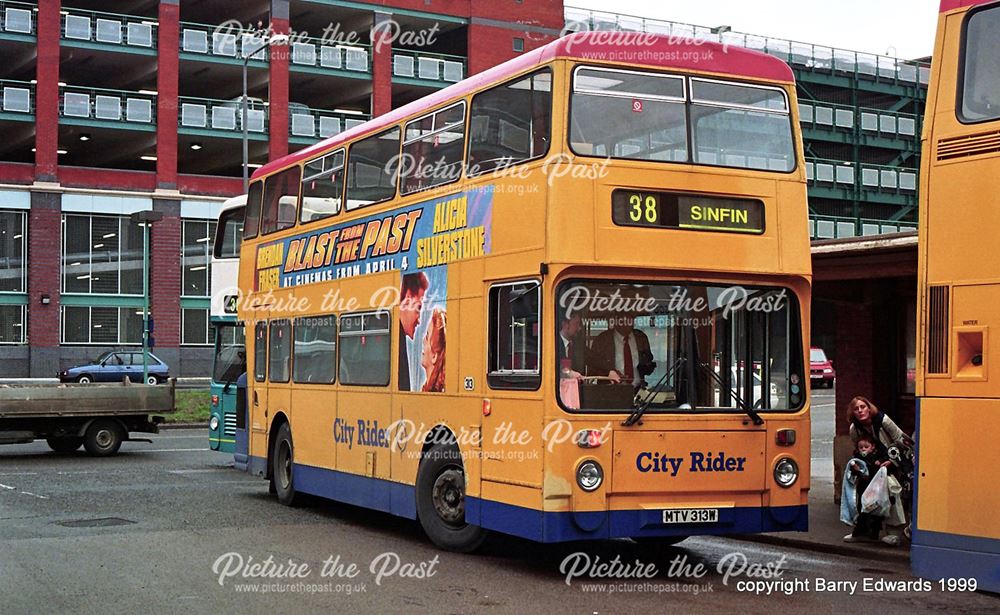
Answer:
[480,281,544,487]
[249,320,269,475]
[336,311,394,488]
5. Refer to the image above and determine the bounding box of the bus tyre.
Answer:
[47,437,83,453]
[83,419,125,457]
[415,442,486,553]
[271,422,299,506]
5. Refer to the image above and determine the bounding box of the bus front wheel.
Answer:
[271,422,299,506]
[415,442,486,553]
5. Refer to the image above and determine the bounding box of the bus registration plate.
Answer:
[662,508,719,524]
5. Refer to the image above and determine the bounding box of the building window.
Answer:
[182,307,213,346]
[513,37,524,53]
[61,306,143,344]
[0,305,25,344]
[62,215,144,295]
[339,311,390,386]
[487,281,540,389]
[0,211,26,292]
[182,219,216,296]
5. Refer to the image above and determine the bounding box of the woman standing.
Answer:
[843,396,909,545]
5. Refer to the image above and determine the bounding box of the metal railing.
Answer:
[1,79,33,115]
[289,106,369,140]
[392,49,465,83]
[59,85,156,125]
[805,157,918,193]
[564,6,930,85]
[290,36,370,72]
[178,96,268,134]
[810,214,917,240]
[799,100,920,138]
[61,6,157,49]
[180,21,268,61]
[0,1,34,37]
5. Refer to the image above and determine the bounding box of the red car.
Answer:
[810,347,836,389]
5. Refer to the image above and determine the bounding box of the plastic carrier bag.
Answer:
[861,466,891,517]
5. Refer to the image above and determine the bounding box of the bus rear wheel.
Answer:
[416,442,486,553]
[271,422,298,506]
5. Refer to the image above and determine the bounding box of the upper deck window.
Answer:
[346,127,401,211]
[260,167,301,235]
[242,181,263,240]
[401,102,466,195]
[570,67,687,162]
[301,149,345,223]
[214,206,243,259]
[960,4,1000,123]
[570,67,796,172]
[467,68,552,176]
[690,78,795,172]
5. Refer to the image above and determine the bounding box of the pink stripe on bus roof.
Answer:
[252,31,795,180]
[940,0,997,11]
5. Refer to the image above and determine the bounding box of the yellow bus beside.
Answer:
[914,0,1000,591]
[235,31,812,551]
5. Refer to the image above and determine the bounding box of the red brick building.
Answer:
[0,0,564,376]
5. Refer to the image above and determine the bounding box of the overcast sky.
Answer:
[566,1,939,60]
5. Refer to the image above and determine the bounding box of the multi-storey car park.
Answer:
[0,1,928,377]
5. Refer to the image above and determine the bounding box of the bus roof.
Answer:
[940,0,996,11]
[252,31,795,180]
[220,193,247,212]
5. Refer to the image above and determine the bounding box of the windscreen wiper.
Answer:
[696,364,764,426]
[623,357,686,427]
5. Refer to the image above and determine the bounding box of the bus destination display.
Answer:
[612,190,765,234]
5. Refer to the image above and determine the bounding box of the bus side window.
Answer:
[254,321,267,382]
[293,315,337,384]
[345,127,400,212]
[269,320,292,383]
[260,166,301,235]
[243,180,263,240]
[339,311,391,386]
[487,281,541,390]
[301,150,345,223]
[401,102,466,195]
[467,68,552,176]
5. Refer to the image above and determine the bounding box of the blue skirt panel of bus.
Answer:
[910,531,1000,593]
[246,457,807,543]
[465,497,807,543]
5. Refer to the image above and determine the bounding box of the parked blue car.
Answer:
[59,351,169,385]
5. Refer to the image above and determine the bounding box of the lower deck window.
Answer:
[339,311,390,386]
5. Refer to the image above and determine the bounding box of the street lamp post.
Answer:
[130,210,164,384]
[241,34,288,191]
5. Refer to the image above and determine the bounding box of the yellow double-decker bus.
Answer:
[914,0,1000,591]
[236,31,812,551]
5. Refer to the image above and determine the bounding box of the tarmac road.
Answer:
[0,429,995,615]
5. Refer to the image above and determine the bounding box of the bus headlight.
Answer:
[774,457,798,488]
[209,416,220,431]
[576,460,604,492]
